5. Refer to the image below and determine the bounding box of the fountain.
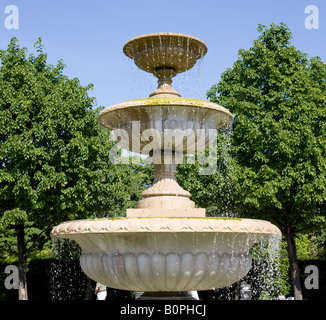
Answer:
[51,33,281,299]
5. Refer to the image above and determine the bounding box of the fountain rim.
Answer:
[51,217,282,238]
[123,32,208,61]
[97,97,234,129]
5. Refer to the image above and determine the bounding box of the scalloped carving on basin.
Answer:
[80,252,251,292]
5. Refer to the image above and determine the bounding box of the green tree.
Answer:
[177,129,238,217]
[207,23,326,300]
[0,38,151,299]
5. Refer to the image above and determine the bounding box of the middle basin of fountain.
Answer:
[97,97,233,154]
[51,217,281,292]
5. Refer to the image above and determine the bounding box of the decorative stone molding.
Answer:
[97,97,233,136]
[126,208,206,218]
[51,217,281,237]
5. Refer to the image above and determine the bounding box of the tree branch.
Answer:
[26,224,53,260]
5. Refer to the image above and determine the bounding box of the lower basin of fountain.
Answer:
[51,217,281,292]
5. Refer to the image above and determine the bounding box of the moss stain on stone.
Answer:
[126,97,208,107]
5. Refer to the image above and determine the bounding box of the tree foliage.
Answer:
[207,23,326,232]
[177,128,238,217]
[0,37,150,227]
[0,37,152,298]
[207,23,326,299]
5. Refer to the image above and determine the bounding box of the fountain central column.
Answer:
[127,160,205,217]
[150,68,180,97]
[126,55,206,218]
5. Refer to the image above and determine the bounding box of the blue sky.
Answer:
[1,0,325,109]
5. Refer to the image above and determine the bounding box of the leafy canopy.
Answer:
[207,23,326,233]
[0,37,150,230]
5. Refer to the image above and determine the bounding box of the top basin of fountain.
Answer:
[98,32,232,156]
[123,33,207,75]
[123,33,207,98]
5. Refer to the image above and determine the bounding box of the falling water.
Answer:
[174,56,205,99]
[128,59,155,100]
[246,235,282,300]
[205,235,282,300]
[127,35,206,101]
[195,118,283,299]
[51,33,282,300]
[216,123,236,218]
[50,238,91,300]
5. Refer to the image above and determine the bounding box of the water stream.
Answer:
[50,239,89,300]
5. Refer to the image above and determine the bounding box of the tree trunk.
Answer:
[16,224,28,300]
[85,277,93,300]
[285,229,303,300]
[234,281,240,300]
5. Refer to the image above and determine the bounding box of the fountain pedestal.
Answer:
[136,291,198,300]
[127,163,205,218]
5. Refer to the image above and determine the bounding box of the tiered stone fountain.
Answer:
[51,33,281,299]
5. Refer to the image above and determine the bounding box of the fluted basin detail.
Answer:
[80,252,252,292]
